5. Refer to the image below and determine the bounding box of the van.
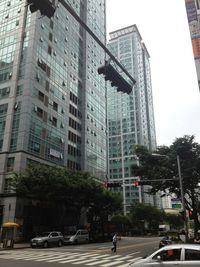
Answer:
[67,229,89,244]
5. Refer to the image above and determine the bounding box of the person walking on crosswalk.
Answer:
[111,233,117,252]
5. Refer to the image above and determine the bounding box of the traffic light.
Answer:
[107,182,122,188]
[133,181,139,187]
[98,62,133,94]
[188,210,194,220]
[103,182,122,188]
[133,180,148,187]
[27,0,57,18]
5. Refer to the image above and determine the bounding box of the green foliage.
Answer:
[129,202,166,231]
[165,214,183,229]
[132,135,200,232]
[111,214,131,225]
[12,164,122,226]
[111,215,131,233]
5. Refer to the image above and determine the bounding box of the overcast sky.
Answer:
[106,0,200,146]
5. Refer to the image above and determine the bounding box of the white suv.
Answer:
[66,229,89,244]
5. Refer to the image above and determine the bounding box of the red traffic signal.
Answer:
[188,210,194,219]
[133,181,139,187]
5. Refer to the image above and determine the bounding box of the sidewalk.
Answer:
[0,242,30,250]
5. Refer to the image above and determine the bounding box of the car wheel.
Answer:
[58,240,63,247]
[43,241,48,248]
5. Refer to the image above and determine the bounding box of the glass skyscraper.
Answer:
[0,0,107,224]
[107,25,157,214]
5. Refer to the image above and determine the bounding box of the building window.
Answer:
[7,157,15,172]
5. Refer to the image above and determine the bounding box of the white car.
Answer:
[65,229,89,244]
[129,244,200,266]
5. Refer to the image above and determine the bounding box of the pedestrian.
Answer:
[111,233,117,252]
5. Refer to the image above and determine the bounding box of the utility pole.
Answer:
[177,155,189,242]
[152,153,189,242]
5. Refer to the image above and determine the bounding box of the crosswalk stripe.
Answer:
[114,257,141,267]
[23,253,69,260]
[100,261,124,267]
[72,254,110,265]
[47,253,99,263]
[18,252,67,260]
[0,249,142,267]
[47,254,80,262]
[126,251,140,256]
[127,257,142,263]
[107,255,132,261]
[113,264,129,267]
[35,254,76,262]
[105,255,122,259]
[86,259,116,266]
[60,256,92,264]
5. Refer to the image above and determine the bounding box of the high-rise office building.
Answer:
[0,0,107,224]
[185,0,200,90]
[107,25,157,214]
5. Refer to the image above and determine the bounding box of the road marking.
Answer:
[86,259,112,265]
[100,261,124,267]
[24,253,69,260]
[91,240,158,253]
[72,255,109,265]
[127,251,140,256]
[48,255,82,263]
[60,256,93,263]
[0,249,143,267]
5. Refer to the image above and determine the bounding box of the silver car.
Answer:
[65,229,89,244]
[30,231,64,248]
[129,244,200,266]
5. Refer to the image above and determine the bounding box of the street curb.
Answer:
[0,243,30,250]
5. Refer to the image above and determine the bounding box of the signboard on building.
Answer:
[171,198,182,209]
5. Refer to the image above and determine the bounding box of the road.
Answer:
[0,236,161,267]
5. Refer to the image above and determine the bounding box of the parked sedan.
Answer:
[128,244,200,266]
[30,231,64,248]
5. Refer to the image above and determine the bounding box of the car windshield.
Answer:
[65,231,77,235]
[38,232,51,237]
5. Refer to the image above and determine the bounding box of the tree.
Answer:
[132,135,200,234]
[165,213,183,229]
[12,164,122,231]
[129,203,166,233]
[111,215,131,234]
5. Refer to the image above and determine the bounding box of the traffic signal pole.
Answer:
[27,0,136,87]
[58,0,136,86]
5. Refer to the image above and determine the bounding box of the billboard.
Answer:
[185,0,197,22]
